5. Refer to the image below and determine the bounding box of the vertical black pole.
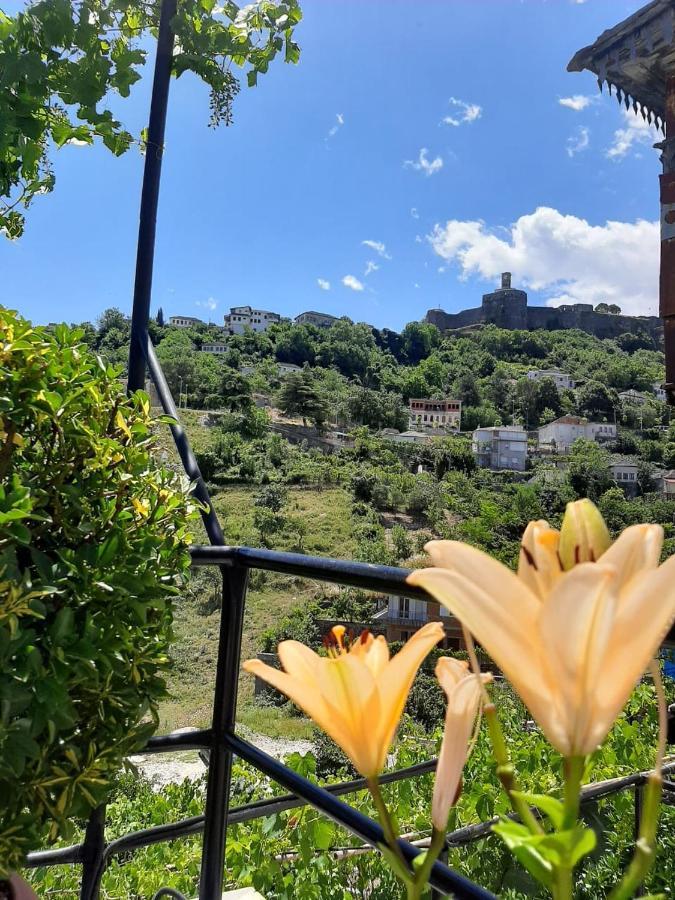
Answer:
[79,805,106,900]
[199,566,248,899]
[127,0,178,394]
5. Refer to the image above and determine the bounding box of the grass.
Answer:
[158,479,357,737]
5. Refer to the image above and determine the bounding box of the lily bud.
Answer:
[556,499,611,571]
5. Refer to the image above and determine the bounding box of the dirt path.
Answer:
[129,728,314,790]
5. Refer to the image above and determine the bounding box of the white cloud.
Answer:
[196,297,218,311]
[411,207,419,219]
[415,235,423,243]
[362,239,392,260]
[404,148,443,177]
[342,274,365,292]
[428,206,658,315]
[566,126,590,157]
[559,95,594,111]
[364,260,379,276]
[606,108,658,160]
[442,97,482,127]
[317,278,330,290]
[327,113,344,139]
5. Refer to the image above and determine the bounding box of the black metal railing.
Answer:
[22,0,675,894]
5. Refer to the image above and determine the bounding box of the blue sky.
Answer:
[0,0,663,331]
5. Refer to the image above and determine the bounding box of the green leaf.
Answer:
[511,791,565,829]
[492,821,554,890]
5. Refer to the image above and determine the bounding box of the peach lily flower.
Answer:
[243,622,444,777]
[408,501,675,758]
[432,658,491,831]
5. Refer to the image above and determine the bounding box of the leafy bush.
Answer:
[0,311,195,873]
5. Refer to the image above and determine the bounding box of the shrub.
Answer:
[0,311,195,873]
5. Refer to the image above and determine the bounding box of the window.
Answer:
[398,597,410,619]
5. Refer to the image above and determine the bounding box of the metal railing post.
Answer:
[127,0,177,394]
[79,805,106,900]
[199,565,249,899]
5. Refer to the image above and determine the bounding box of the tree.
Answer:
[277,370,329,429]
[401,321,440,365]
[577,380,617,421]
[566,438,613,501]
[155,329,196,401]
[221,367,252,412]
[1,0,302,237]
[156,307,165,327]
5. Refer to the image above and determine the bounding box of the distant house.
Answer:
[409,398,461,431]
[294,311,338,328]
[472,426,528,471]
[537,416,616,453]
[169,315,204,328]
[372,596,462,649]
[653,382,667,402]
[224,306,281,334]
[382,430,438,444]
[661,470,675,499]
[240,362,302,377]
[610,456,640,495]
[201,342,228,354]
[526,369,575,391]
[618,389,649,407]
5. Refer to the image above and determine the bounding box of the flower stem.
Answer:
[562,755,585,830]
[551,755,586,900]
[484,701,543,835]
[407,827,447,900]
[367,777,412,886]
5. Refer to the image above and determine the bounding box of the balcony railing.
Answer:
[22,3,675,894]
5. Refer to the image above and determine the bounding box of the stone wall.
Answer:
[425,281,662,342]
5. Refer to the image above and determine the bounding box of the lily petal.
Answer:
[278,640,321,683]
[593,555,675,748]
[432,662,485,831]
[600,524,663,593]
[371,621,444,772]
[518,520,562,600]
[242,658,360,764]
[538,564,617,755]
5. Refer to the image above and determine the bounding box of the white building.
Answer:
[610,457,639,486]
[201,342,228,354]
[618,389,649,407]
[526,369,575,391]
[294,311,338,328]
[472,426,528,471]
[240,362,302,377]
[653,382,667,402]
[169,315,204,328]
[409,398,461,431]
[537,416,616,453]
[382,430,438,444]
[224,306,281,334]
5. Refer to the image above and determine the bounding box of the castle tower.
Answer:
[481,272,528,328]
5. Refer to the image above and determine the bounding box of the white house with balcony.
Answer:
[224,306,281,334]
[537,416,616,453]
[526,369,575,391]
[472,425,528,471]
[653,382,667,402]
[409,398,461,431]
[618,389,649,407]
[294,310,338,328]
[169,315,204,328]
[201,342,228,354]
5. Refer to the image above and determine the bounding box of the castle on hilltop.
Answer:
[424,273,662,341]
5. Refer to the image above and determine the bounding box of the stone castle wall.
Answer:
[425,278,662,341]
